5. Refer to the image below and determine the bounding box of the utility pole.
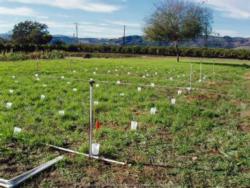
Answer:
[74,23,79,44]
[123,25,126,46]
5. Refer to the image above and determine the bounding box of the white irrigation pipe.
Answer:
[0,156,64,188]
[47,144,126,166]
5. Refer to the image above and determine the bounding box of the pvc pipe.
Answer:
[47,144,126,166]
[0,156,64,188]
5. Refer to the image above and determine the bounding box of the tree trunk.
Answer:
[175,41,180,62]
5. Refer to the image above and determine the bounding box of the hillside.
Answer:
[50,35,250,49]
[1,33,250,49]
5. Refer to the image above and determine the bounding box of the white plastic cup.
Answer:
[40,95,46,100]
[58,110,65,116]
[150,107,157,115]
[6,102,12,109]
[131,121,138,130]
[14,127,22,134]
[177,90,182,95]
[171,98,176,105]
[91,143,100,156]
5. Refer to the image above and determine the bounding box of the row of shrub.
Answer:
[0,50,64,61]
[1,43,250,60]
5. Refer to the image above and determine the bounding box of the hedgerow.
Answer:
[1,44,250,60]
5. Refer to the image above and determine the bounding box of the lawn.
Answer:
[0,57,249,187]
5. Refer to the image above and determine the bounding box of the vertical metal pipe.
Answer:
[89,80,95,157]
[213,63,215,82]
[200,62,202,81]
[190,64,193,90]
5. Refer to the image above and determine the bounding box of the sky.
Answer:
[0,0,250,38]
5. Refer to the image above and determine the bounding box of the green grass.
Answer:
[0,57,249,187]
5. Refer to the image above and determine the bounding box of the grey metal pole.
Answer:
[89,79,95,157]
[190,64,193,90]
[213,63,215,82]
[200,62,202,82]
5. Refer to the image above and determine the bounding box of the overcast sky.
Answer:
[0,0,250,38]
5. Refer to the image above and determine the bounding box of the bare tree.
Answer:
[144,0,213,62]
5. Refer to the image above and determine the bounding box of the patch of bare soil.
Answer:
[186,93,222,102]
[241,110,250,118]
[238,123,250,133]
[244,72,250,80]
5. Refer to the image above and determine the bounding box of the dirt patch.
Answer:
[241,110,250,118]
[0,143,58,179]
[238,123,250,133]
[186,93,222,102]
[244,72,250,80]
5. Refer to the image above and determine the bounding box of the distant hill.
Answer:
[2,33,250,49]
[52,35,250,49]
[0,33,11,40]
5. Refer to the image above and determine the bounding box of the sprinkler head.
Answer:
[89,79,95,86]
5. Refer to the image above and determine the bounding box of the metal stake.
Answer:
[213,63,215,82]
[190,64,193,90]
[89,79,95,157]
[200,62,202,82]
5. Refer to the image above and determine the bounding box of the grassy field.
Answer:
[0,57,249,187]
